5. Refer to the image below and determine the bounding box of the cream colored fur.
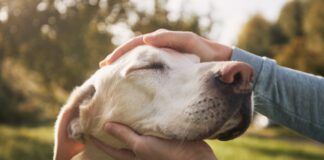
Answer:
[54,45,252,160]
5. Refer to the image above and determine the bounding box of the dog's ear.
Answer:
[67,85,96,140]
[53,85,96,160]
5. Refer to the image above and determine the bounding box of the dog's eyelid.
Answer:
[142,62,166,70]
[125,61,168,75]
[135,60,168,70]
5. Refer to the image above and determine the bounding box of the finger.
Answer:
[90,136,136,160]
[99,36,145,67]
[143,30,198,53]
[99,53,114,67]
[55,142,84,160]
[105,122,141,149]
[55,99,85,160]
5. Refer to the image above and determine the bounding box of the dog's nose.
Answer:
[218,62,253,85]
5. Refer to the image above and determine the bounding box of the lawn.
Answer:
[0,125,323,160]
[207,127,324,160]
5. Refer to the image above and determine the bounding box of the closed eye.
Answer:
[141,62,165,70]
[126,62,166,75]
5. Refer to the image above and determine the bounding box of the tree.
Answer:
[304,0,324,53]
[0,0,214,124]
[238,0,324,76]
[277,0,304,38]
[237,14,273,57]
[275,38,315,73]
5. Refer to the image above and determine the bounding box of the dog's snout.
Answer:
[210,62,254,94]
[219,62,253,85]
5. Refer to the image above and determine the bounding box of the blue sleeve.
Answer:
[231,47,324,143]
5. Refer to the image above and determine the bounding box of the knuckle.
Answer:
[187,32,198,40]
[185,32,199,45]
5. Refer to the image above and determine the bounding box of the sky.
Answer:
[211,0,287,45]
[165,0,288,45]
[0,0,288,46]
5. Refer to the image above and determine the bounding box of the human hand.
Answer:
[54,106,85,160]
[90,122,217,160]
[99,29,233,67]
[55,136,84,160]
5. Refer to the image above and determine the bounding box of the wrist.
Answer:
[206,40,233,61]
[219,44,233,61]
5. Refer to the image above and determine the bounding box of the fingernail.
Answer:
[105,122,115,131]
[99,61,105,67]
[106,60,113,65]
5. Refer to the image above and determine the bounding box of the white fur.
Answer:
[54,45,252,160]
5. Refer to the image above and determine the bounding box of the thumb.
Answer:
[105,122,140,149]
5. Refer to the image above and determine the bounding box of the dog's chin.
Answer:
[140,96,252,141]
[212,99,252,141]
[185,98,252,141]
[162,108,252,141]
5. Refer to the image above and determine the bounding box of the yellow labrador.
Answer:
[54,45,253,160]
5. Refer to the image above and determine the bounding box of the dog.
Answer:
[54,45,253,160]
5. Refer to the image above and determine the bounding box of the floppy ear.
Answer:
[53,85,96,160]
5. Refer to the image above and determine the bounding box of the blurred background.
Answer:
[0,0,323,159]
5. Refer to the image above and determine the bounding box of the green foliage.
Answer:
[238,0,324,76]
[0,0,213,124]
[208,128,324,160]
[304,0,324,53]
[277,0,305,38]
[0,125,54,160]
[0,79,25,123]
[237,14,274,57]
[275,38,320,74]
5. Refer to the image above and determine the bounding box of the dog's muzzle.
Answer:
[214,94,252,140]
[206,64,253,140]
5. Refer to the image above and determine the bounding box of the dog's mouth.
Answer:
[192,94,252,141]
[212,97,252,140]
[174,93,252,141]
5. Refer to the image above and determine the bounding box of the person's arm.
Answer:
[101,29,324,142]
[231,47,324,143]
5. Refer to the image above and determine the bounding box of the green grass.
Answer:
[0,125,323,160]
[0,125,54,160]
[207,127,324,160]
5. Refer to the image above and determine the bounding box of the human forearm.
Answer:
[231,48,324,143]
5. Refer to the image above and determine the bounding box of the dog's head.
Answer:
[58,45,253,149]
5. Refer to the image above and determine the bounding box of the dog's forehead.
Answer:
[125,45,200,64]
[125,45,172,62]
